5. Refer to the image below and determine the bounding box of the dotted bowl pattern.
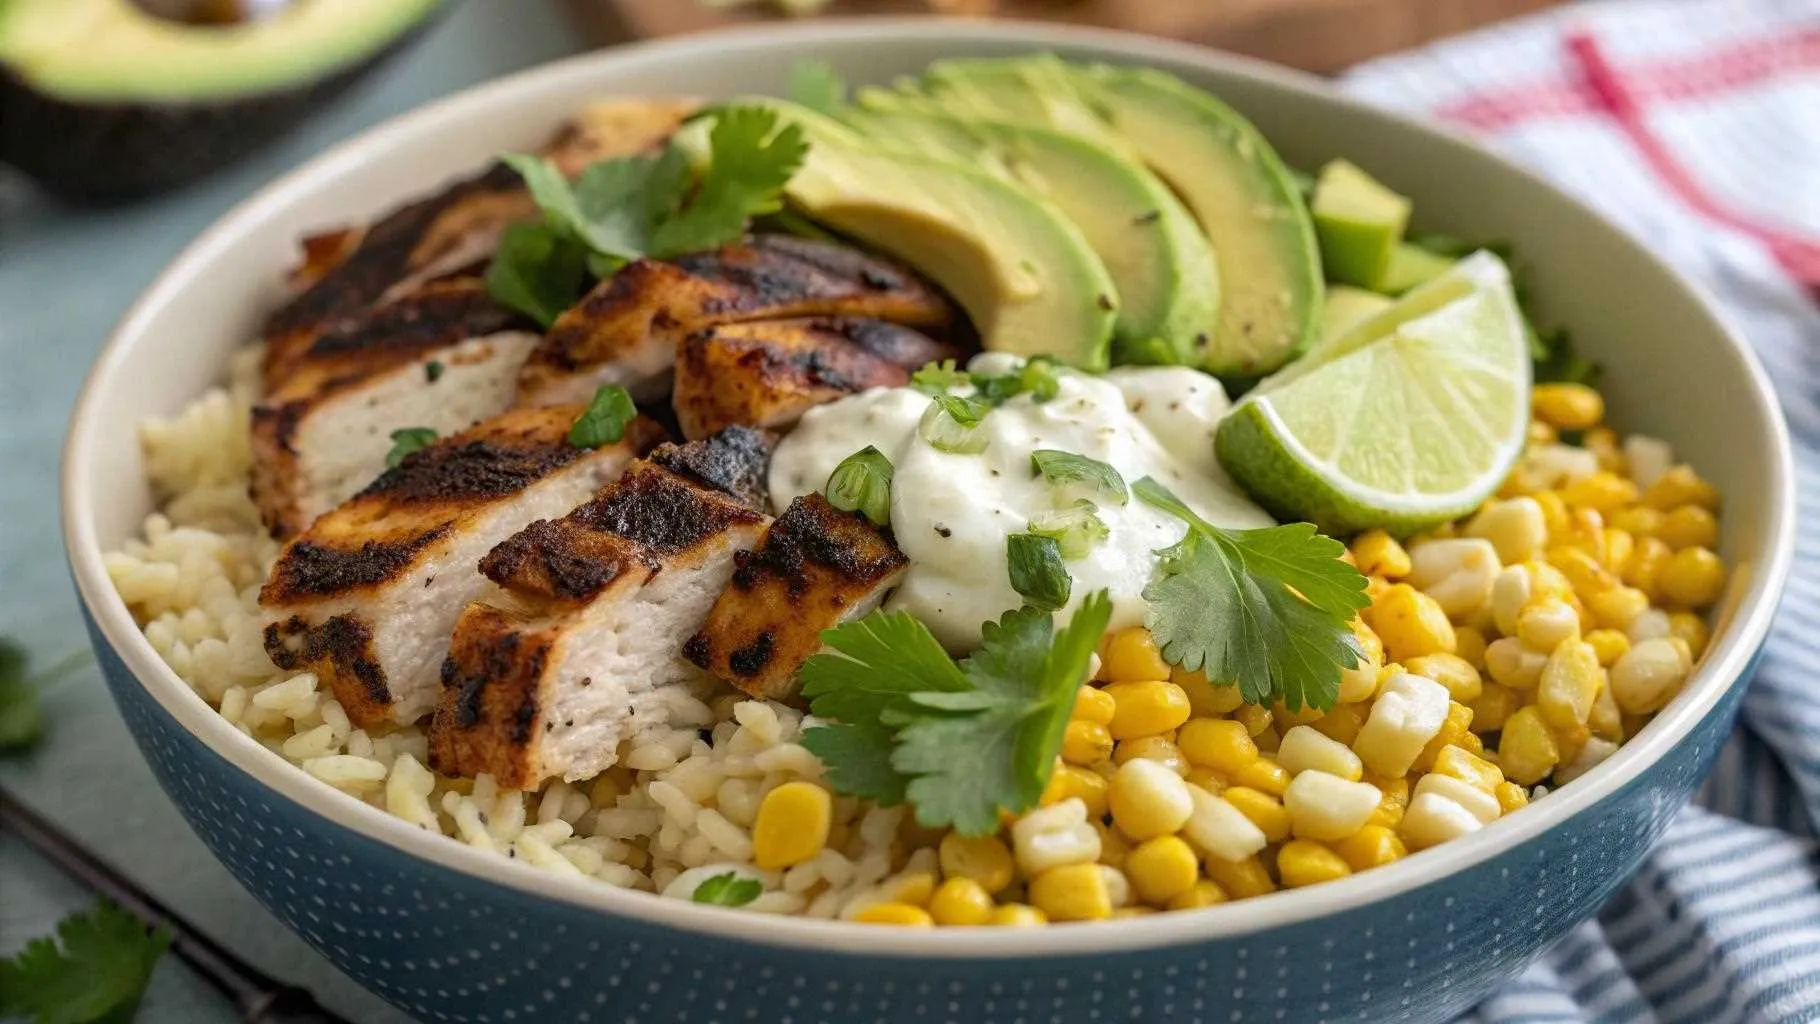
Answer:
[84,612,1754,1024]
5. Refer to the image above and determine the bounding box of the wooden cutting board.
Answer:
[569,0,1561,75]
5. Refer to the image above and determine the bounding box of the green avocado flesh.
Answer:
[1374,242,1458,295]
[846,91,1219,366]
[706,100,1119,370]
[1312,159,1412,288]
[911,56,1323,378]
[0,0,441,101]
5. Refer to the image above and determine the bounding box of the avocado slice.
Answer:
[0,0,444,202]
[689,100,1118,370]
[1311,159,1412,288]
[846,90,1219,366]
[913,57,1323,378]
[1373,242,1458,295]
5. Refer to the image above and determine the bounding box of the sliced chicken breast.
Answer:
[429,428,773,788]
[672,316,957,440]
[250,277,539,539]
[260,407,665,729]
[516,235,957,407]
[684,493,908,700]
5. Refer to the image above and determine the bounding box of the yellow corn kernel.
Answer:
[1588,586,1650,631]
[1668,612,1710,658]
[1364,772,1410,828]
[1222,786,1292,843]
[1623,536,1672,596]
[1586,426,1623,471]
[1553,722,1591,766]
[1404,653,1484,703]
[1338,619,1387,704]
[1484,639,1546,690]
[1253,728,1282,755]
[883,871,937,907]
[1495,781,1530,814]
[1610,506,1664,539]
[1601,529,1635,576]
[1109,758,1194,841]
[1352,529,1413,578]
[1177,718,1259,773]
[1166,879,1229,910]
[938,833,1016,893]
[1230,702,1274,737]
[1534,490,1571,536]
[1072,685,1117,725]
[1549,546,1619,600]
[1184,767,1228,794]
[1560,471,1638,515]
[1641,466,1720,512]
[1659,547,1725,609]
[1537,639,1605,730]
[987,903,1048,927]
[1457,730,1486,756]
[1413,702,1475,772]
[1588,679,1623,741]
[1658,505,1719,551]
[928,878,994,926]
[752,781,832,869]
[1277,839,1353,888]
[1231,757,1291,797]
[1585,628,1631,666]
[1498,706,1561,785]
[1312,702,1367,747]
[854,902,935,927]
[1173,664,1246,716]
[1333,825,1407,871]
[1029,863,1113,922]
[1042,764,1111,819]
[1102,628,1171,683]
[1125,835,1200,905]
[1062,720,1114,766]
[1202,854,1276,899]
[1112,736,1188,776]
[1532,382,1604,430]
[1104,680,1192,740]
[1466,496,1548,565]
[1363,584,1457,662]
[1527,420,1558,446]
[1453,626,1489,670]
[1273,699,1326,729]
[1562,507,1610,565]
[1432,744,1504,793]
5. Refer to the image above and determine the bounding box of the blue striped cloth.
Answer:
[1343,2,1820,1020]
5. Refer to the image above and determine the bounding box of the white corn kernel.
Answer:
[1626,609,1673,643]
[1181,785,1268,862]
[1099,865,1133,908]
[1485,637,1548,689]
[1011,798,1102,875]
[1406,538,1502,619]
[1412,772,1501,824]
[1352,672,1451,777]
[1527,444,1600,486]
[1282,771,1381,842]
[1623,435,1675,490]
[1399,792,1484,850]
[1466,497,1548,564]
[1609,638,1692,714]
[1109,758,1194,841]
[1554,737,1620,784]
[1276,725,1364,781]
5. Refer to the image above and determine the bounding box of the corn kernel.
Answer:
[1498,706,1561,785]
[1029,863,1112,922]
[1413,772,1501,824]
[1283,771,1382,842]
[1184,767,1228,794]
[1668,612,1709,658]
[1659,547,1725,609]
[1494,781,1530,814]
[1363,771,1410,827]
[1125,835,1199,905]
[1560,471,1637,514]
[1405,538,1502,620]
[1231,757,1291,797]
[1333,825,1407,870]
[1610,637,1692,714]
[1656,505,1718,553]
[1484,638,1547,690]
[1202,854,1276,899]
[1102,628,1170,683]
[1532,383,1604,430]
[1277,839,1353,888]
[1412,702,1475,772]
[1352,529,1412,578]
[1467,497,1548,564]
[1272,699,1326,729]
[1062,720,1114,766]
[1603,528,1635,574]
[1312,702,1367,747]
[1222,786,1292,843]
[1549,546,1619,600]
[1166,879,1229,910]
[1586,426,1623,471]
[1516,597,1581,651]
[1112,735,1187,775]
[1399,792,1485,850]
[939,833,1015,893]
[1432,744,1504,793]
[1453,626,1489,669]
[1353,672,1451,777]
[854,901,935,927]
[1094,820,1129,870]
[1585,629,1631,666]
[1072,685,1117,725]
[1536,639,1604,730]
[1555,736,1620,785]
[1181,785,1268,863]
[1404,653,1484,703]
[1588,677,1623,741]
[987,904,1047,927]
[1011,799,1101,875]
[1641,465,1719,512]
[1177,718,1258,773]
[927,878,994,926]
[1587,586,1650,631]
[1527,420,1559,446]
[1364,584,1457,662]
[1109,759,1194,842]
[1622,536,1672,595]
[1104,680,1192,740]
[1112,907,1155,919]
[1534,490,1571,535]
[1276,725,1365,781]
[1458,730,1486,756]
[752,781,832,869]
[1338,620,1386,703]
[1611,506,1663,539]
[1174,664,1246,716]
[1232,703,1275,739]
[1042,764,1111,819]
[1562,508,1610,564]
[1098,865,1133,909]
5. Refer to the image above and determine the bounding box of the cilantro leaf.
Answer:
[649,107,807,257]
[0,638,42,752]
[384,427,438,469]
[0,900,171,1024]
[890,593,1113,835]
[799,610,969,726]
[910,359,971,395]
[1134,478,1369,712]
[691,872,763,907]
[1006,533,1070,611]
[568,385,637,449]
[484,222,590,328]
[1030,449,1127,505]
[788,60,847,115]
[800,719,907,805]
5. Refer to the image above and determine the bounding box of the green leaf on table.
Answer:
[0,900,172,1024]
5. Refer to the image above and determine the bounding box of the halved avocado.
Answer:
[0,0,444,203]
[914,56,1323,378]
[846,90,1219,366]
[686,99,1119,370]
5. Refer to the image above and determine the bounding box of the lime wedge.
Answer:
[1215,252,1531,535]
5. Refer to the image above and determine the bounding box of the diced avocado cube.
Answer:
[1312,159,1412,288]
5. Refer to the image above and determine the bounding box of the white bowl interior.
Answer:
[65,20,1793,956]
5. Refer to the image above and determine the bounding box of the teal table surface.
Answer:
[0,4,585,1020]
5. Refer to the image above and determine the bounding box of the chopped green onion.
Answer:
[1006,533,1071,611]
[1028,501,1110,559]
[1030,449,1128,505]
[825,446,894,526]
[385,428,438,468]
[919,395,990,454]
[569,385,638,449]
[911,359,971,395]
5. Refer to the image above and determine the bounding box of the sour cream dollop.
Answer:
[768,355,1276,651]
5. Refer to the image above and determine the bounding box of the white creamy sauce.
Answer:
[769,357,1276,651]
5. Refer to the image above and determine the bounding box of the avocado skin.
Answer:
[0,14,440,205]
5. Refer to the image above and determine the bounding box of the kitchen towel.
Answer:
[1342,1,1820,1020]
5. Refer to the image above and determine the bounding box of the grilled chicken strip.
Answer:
[516,235,957,407]
[672,316,958,440]
[250,277,540,539]
[429,428,773,788]
[684,493,908,700]
[260,407,665,729]
[262,98,699,389]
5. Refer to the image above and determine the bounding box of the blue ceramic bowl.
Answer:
[63,21,1795,1024]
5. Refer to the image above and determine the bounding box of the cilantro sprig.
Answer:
[568,385,638,449]
[800,593,1113,835]
[0,899,172,1024]
[384,427,438,468]
[487,106,808,326]
[1,639,88,752]
[1134,478,1369,712]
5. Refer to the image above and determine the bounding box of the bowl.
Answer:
[61,19,1795,1024]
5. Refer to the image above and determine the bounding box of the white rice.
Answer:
[105,356,934,916]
